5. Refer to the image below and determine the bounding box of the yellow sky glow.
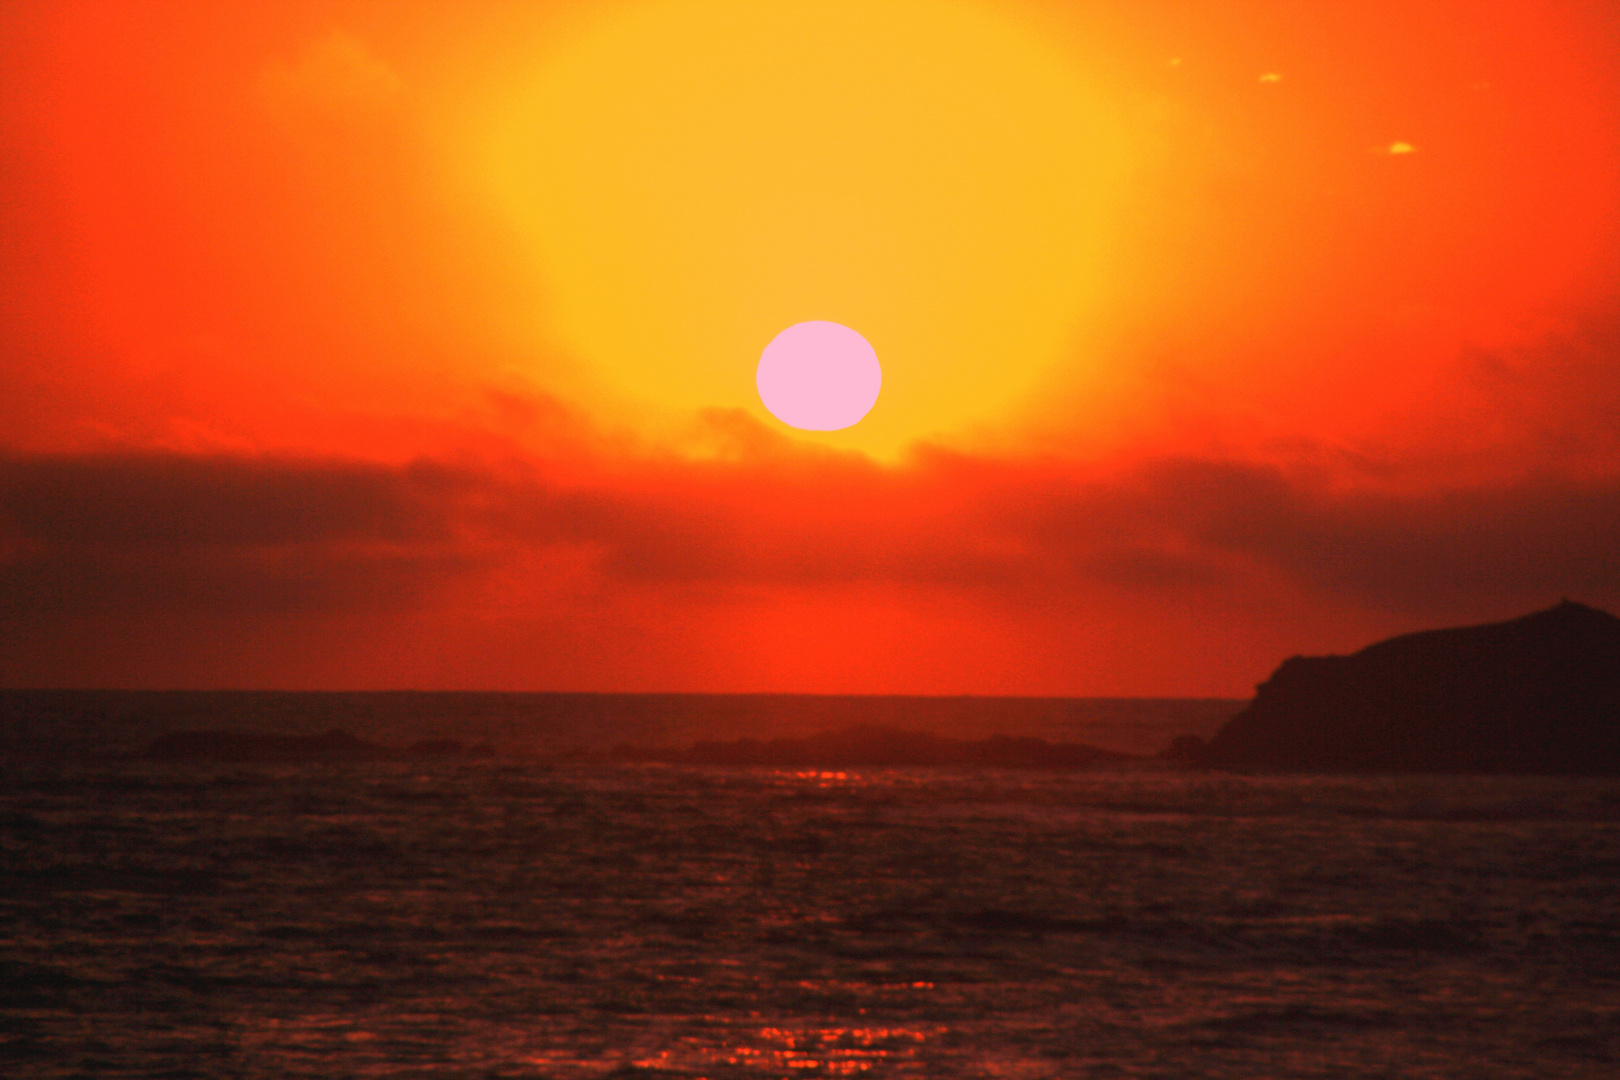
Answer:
[466,0,1133,456]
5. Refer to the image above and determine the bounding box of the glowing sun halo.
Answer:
[757,321,882,431]
[479,0,1128,455]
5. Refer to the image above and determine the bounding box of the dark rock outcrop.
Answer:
[610,724,1133,770]
[136,729,496,762]
[139,728,393,762]
[1201,600,1620,774]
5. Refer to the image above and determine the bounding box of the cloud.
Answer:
[0,454,463,548]
[2,443,1615,635]
[257,30,402,123]
[1080,458,1620,614]
[1,433,1617,693]
[0,454,479,617]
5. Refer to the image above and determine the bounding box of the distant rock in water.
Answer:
[404,738,492,758]
[1200,601,1620,774]
[139,729,392,763]
[136,729,496,762]
[610,724,1133,769]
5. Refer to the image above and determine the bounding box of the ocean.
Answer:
[1,693,1617,1077]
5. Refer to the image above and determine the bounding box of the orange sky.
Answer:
[2,0,1618,693]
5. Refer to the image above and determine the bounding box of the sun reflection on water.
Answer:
[623,1021,948,1074]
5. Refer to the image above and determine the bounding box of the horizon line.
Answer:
[0,687,1248,701]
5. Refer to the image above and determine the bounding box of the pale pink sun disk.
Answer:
[756,321,882,431]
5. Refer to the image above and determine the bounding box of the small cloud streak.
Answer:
[257,29,402,122]
[1387,141,1418,154]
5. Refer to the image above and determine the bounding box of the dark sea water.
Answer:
[2,696,1618,1077]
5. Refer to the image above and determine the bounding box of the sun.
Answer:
[478,0,1130,455]
[757,321,882,431]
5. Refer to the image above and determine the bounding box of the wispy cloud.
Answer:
[257,29,402,123]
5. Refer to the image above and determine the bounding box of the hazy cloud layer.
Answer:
[0,455,482,618]
[3,447,1615,632]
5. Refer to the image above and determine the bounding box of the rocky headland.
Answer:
[1194,600,1620,774]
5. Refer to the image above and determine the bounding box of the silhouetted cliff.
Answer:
[1200,601,1620,774]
